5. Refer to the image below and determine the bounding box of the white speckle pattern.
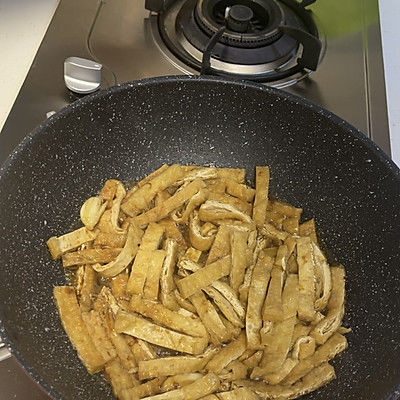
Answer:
[0,76,400,400]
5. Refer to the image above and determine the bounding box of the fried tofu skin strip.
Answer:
[262,267,284,323]
[224,179,255,202]
[190,291,230,345]
[94,224,144,277]
[208,192,252,215]
[122,377,166,399]
[158,219,187,251]
[292,336,316,360]
[211,280,246,321]
[139,357,205,380]
[47,227,96,259]
[177,256,231,299]
[189,210,217,251]
[76,265,97,312]
[246,252,274,349]
[94,231,127,248]
[199,201,253,225]
[160,239,180,310]
[311,266,345,344]
[62,248,122,268]
[311,242,332,311]
[132,339,157,362]
[283,333,347,385]
[127,223,166,295]
[105,358,139,399]
[297,237,316,322]
[122,164,184,216]
[129,294,207,338]
[207,225,231,264]
[230,229,249,293]
[133,179,206,226]
[299,219,318,243]
[216,388,259,400]
[203,286,244,328]
[115,310,207,355]
[53,286,105,374]
[235,362,335,400]
[252,166,270,228]
[172,188,209,224]
[80,196,107,230]
[205,333,247,373]
[141,372,220,400]
[161,374,204,392]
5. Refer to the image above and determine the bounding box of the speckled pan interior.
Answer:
[0,76,399,400]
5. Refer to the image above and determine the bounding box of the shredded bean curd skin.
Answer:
[48,164,349,400]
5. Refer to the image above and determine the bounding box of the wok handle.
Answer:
[0,337,11,361]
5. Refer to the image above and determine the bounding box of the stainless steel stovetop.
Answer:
[0,0,390,398]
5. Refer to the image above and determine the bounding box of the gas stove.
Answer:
[0,0,391,398]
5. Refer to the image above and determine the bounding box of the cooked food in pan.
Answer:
[47,164,349,400]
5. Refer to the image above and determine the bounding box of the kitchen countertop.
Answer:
[0,0,399,166]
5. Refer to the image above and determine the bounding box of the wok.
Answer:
[0,76,399,400]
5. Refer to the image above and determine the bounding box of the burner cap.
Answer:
[226,5,254,32]
[195,0,284,48]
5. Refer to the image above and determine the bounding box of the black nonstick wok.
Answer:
[0,76,399,400]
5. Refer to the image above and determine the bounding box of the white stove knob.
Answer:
[64,57,102,94]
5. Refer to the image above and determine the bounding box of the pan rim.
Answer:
[0,74,399,400]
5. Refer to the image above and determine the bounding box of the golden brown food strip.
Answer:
[205,333,246,373]
[219,388,259,400]
[100,179,119,201]
[283,333,347,385]
[141,372,220,400]
[252,166,270,228]
[132,340,157,362]
[299,219,318,243]
[235,363,335,400]
[158,219,188,250]
[155,190,171,207]
[160,239,179,310]
[224,179,255,202]
[127,249,165,295]
[271,200,302,218]
[190,290,230,345]
[143,250,166,300]
[112,272,129,299]
[282,217,299,235]
[172,188,209,224]
[312,242,332,311]
[261,223,289,241]
[80,196,108,230]
[297,236,316,322]
[293,336,316,360]
[47,227,96,259]
[262,267,284,322]
[122,164,184,216]
[203,287,243,328]
[81,310,117,362]
[94,231,127,248]
[177,256,231,299]
[115,310,207,355]
[246,252,274,349]
[137,164,170,188]
[129,294,207,338]
[139,222,165,251]
[216,168,246,183]
[134,179,206,226]
[122,377,166,399]
[189,211,217,251]
[94,224,144,278]
[62,248,122,268]
[311,266,345,344]
[211,280,245,321]
[139,357,205,380]
[254,275,298,378]
[207,225,231,264]
[105,358,139,399]
[230,229,249,293]
[77,265,97,312]
[199,201,253,225]
[208,192,252,215]
[53,286,105,374]
[161,374,204,392]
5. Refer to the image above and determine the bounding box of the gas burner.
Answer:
[147,0,325,87]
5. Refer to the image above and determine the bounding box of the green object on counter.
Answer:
[309,0,378,38]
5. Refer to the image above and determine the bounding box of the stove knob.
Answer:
[64,57,102,94]
[226,5,253,33]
